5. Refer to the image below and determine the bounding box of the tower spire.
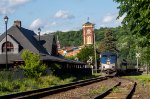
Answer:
[87,17,89,22]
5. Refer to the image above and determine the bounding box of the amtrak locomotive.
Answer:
[100,52,117,76]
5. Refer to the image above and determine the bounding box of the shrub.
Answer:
[0,70,14,82]
[20,50,47,78]
[49,63,61,74]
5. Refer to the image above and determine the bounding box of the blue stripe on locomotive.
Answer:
[100,52,117,64]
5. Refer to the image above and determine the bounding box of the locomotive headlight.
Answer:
[107,61,110,65]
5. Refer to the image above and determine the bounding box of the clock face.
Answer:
[87,29,91,34]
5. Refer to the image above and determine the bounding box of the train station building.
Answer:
[0,20,84,68]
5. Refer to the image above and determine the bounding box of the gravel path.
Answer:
[132,80,150,99]
[42,77,150,99]
[42,78,117,99]
[104,77,135,99]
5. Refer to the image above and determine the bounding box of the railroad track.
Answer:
[0,76,107,99]
[94,77,137,99]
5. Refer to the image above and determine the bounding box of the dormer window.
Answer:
[0,35,19,54]
[2,41,14,53]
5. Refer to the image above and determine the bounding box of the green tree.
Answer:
[141,46,150,64]
[20,50,47,78]
[113,0,150,47]
[102,29,117,52]
[65,55,76,60]
[97,42,105,53]
[77,45,95,63]
[114,0,150,64]
[54,30,83,47]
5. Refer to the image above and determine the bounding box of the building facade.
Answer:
[0,20,61,68]
[82,21,94,45]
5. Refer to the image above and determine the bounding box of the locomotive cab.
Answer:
[100,52,117,76]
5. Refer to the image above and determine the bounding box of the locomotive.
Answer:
[100,52,117,76]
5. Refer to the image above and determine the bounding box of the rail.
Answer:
[0,76,107,99]
[125,82,137,99]
[94,82,121,99]
[94,77,137,99]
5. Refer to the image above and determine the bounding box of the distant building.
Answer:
[58,20,95,57]
[58,46,81,57]
[82,20,94,45]
[0,20,69,68]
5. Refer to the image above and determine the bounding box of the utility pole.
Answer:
[38,28,41,55]
[4,16,8,69]
[94,30,97,73]
[136,53,140,72]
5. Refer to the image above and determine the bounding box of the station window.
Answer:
[2,41,14,53]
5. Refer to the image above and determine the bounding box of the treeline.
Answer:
[53,27,121,47]
[53,26,148,66]
[53,26,128,47]
[54,30,83,47]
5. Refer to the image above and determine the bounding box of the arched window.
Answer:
[87,36,92,44]
[2,41,14,53]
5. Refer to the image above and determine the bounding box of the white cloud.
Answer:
[116,14,126,23]
[60,27,80,32]
[100,13,126,27]
[54,10,75,19]
[49,21,57,26]
[102,13,126,24]
[9,0,30,6]
[51,22,56,25]
[44,21,58,29]
[102,14,116,23]
[99,24,105,27]
[29,18,44,30]
[0,0,30,15]
[29,19,59,35]
[43,30,55,34]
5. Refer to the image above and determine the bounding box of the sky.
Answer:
[0,0,125,35]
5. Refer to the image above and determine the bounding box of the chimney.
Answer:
[13,20,21,27]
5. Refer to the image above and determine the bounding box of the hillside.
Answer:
[53,26,124,47]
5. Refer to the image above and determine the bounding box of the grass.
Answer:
[124,74,150,84]
[0,70,100,96]
[0,75,76,95]
[92,73,101,77]
[124,74,150,90]
[0,70,14,82]
[112,87,120,93]
[89,85,120,95]
[89,86,109,95]
[89,86,108,95]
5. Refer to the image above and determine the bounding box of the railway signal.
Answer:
[75,57,79,61]
[87,56,93,74]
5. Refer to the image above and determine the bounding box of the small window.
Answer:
[2,41,14,53]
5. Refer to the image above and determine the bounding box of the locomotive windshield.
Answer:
[110,55,117,63]
[100,52,117,64]
[101,55,107,63]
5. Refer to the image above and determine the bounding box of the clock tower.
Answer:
[82,20,94,45]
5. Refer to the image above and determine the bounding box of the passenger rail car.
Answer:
[100,52,117,76]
